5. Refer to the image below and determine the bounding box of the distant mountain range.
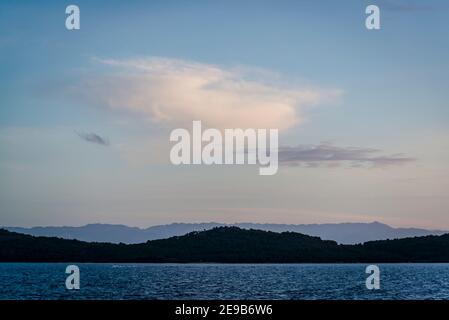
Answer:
[3,221,446,244]
[1,227,449,263]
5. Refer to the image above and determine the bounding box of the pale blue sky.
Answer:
[1,0,448,228]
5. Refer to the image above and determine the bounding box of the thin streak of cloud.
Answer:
[278,143,415,168]
[76,131,110,146]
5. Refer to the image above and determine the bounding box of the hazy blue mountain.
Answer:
[4,221,446,244]
[235,221,447,244]
[3,223,223,244]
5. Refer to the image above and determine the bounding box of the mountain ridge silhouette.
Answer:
[1,226,449,263]
[3,221,446,244]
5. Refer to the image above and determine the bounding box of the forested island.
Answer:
[1,226,449,263]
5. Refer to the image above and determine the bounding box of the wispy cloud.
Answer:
[76,131,109,146]
[79,57,342,131]
[278,143,415,168]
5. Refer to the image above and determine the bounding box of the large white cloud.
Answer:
[81,57,342,131]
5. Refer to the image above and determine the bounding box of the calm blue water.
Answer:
[0,263,448,300]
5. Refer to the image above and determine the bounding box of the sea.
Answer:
[0,263,448,300]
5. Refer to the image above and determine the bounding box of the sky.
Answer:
[0,0,448,229]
